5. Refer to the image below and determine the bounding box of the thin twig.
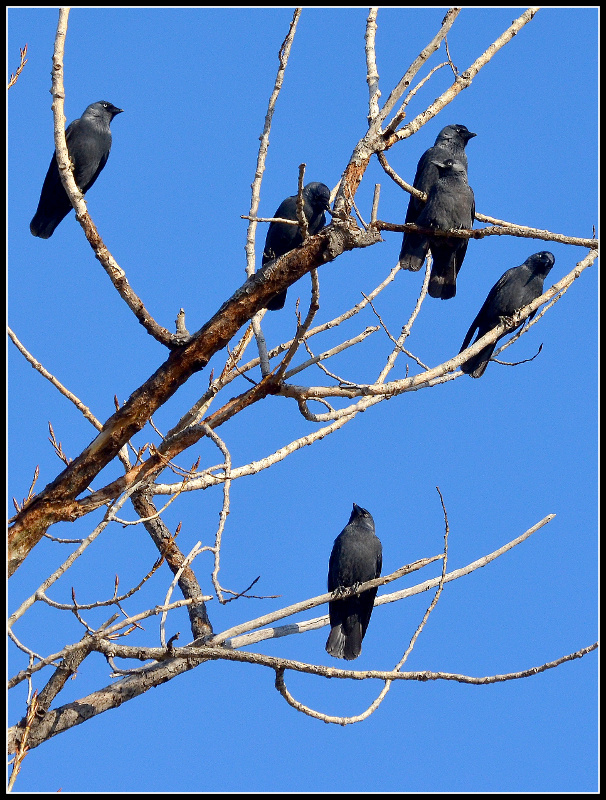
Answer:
[295,163,309,240]
[370,184,380,224]
[8,327,102,429]
[362,292,429,371]
[7,43,28,90]
[384,62,448,136]
[7,690,38,791]
[283,326,379,380]
[244,9,302,372]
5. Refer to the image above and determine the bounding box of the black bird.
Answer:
[400,158,475,299]
[399,123,476,273]
[459,251,555,378]
[262,182,331,310]
[30,101,124,239]
[326,503,382,661]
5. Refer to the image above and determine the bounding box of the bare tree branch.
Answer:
[8,327,102,430]
[7,42,28,90]
[365,8,381,123]
[384,8,541,147]
[8,633,596,750]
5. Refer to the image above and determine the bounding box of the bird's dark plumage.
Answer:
[30,101,124,239]
[459,251,555,378]
[399,158,475,298]
[262,182,331,310]
[326,503,382,661]
[399,124,476,290]
[425,158,475,299]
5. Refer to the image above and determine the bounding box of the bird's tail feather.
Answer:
[266,289,287,311]
[460,343,495,378]
[325,622,362,661]
[30,213,60,239]
[428,249,457,299]
[398,234,428,272]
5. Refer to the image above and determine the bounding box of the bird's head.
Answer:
[304,182,331,212]
[527,251,556,277]
[350,503,374,524]
[437,124,477,145]
[430,158,467,177]
[86,101,124,122]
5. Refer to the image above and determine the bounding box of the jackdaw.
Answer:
[326,503,382,661]
[262,182,331,310]
[399,124,476,272]
[459,251,555,378]
[400,158,475,299]
[30,101,124,239]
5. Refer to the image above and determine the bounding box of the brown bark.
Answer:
[9,220,380,575]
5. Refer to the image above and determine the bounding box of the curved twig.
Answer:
[49,9,180,348]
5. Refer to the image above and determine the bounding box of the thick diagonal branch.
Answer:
[8,221,379,575]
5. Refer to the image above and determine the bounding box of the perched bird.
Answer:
[30,101,124,239]
[399,123,476,273]
[459,251,555,378]
[400,158,475,299]
[326,503,382,661]
[262,182,331,310]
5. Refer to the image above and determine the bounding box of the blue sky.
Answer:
[8,7,597,793]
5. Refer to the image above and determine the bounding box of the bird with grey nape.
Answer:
[30,101,124,239]
[459,251,555,378]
